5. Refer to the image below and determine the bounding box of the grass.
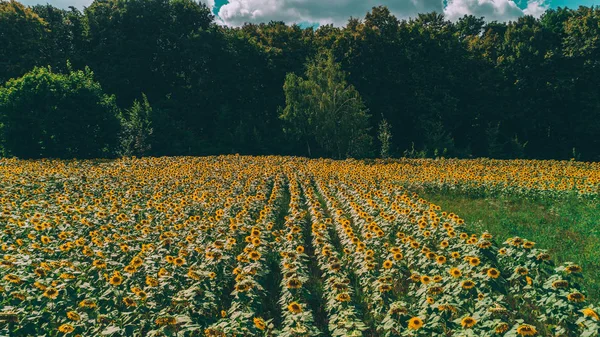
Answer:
[419,190,600,302]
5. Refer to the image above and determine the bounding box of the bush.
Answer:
[0,65,120,158]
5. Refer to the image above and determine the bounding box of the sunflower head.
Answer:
[461,280,476,290]
[58,324,74,333]
[516,324,537,336]
[253,317,267,330]
[287,302,302,314]
[43,288,59,299]
[407,317,424,330]
[461,316,477,328]
[567,292,586,303]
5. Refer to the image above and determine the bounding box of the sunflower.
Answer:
[407,317,424,330]
[4,274,21,284]
[469,257,480,266]
[58,324,74,333]
[137,291,147,300]
[296,246,305,254]
[449,268,462,278]
[79,299,96,308]
[158,268,169,277]
[66,311,80,321]
[515,267,528,275]
[43,288,59,299]
[173,257,185,266]
[421,275,432,285]
[253,317,266,330]
[12,292,26,301]
[287,302,302,314]
[487,268,500,279]
[33,281,47,290]
[382,260,393,269]
[286,278,302,289]
[249,250,261,261]
[428,286,444,295]
[567,292,586,303]
[461,316,477,328]
[566,264,583,273]
[536,253,551,261]
[495,322,509,334]
[393,252,403,260]
[155,316,177,326]
[146,276,159,287]
[461,280,476,290]
[581,308,599,320]
[436,256,447,264]
[552,280,569,289]
[379,284,392,292]
[336,293,351,302]
[93,260,107,269]
[123,297,136,307]
[516,324,537,336]
[109,274,123,286]
[522,241,535,249]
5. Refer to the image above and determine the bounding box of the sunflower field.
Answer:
[0,156,598,337]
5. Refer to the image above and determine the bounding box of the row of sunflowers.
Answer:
[0,156,597,336]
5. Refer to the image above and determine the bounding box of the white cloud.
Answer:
[445,0,528,21]
[217,0,445,27]
[200,0,215,10]
[19,0,92,9]
[523,0,549,17]
[18,0,548,24]
[218,0,549,27]
[19,0,215,11]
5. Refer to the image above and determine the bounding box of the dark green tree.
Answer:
[281,52,372,158]
[0,0,47,83]
[0,65,120,158]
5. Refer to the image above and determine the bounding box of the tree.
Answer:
[0,65,120,158]
[119,94,153,157]
[378,118,392,158]
[0,0,47,83]
[281,52,372,158]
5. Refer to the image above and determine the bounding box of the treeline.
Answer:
[1,0,600,160]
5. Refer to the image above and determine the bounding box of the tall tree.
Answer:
[0,0,47,83]
[281,52,372,158]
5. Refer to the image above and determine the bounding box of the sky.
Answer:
[18,0,600,26]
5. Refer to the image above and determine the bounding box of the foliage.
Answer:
[2,1,600,160]
[0,0,47,83]
[378,118,393,159]
[420,191,600,302]
[281,52,372,158]
[119,94,154,157]
[0,156,598,337]
[0,65,120,158]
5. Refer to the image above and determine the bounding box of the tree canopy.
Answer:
[281,52,371,158]
[1,0,600,160]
